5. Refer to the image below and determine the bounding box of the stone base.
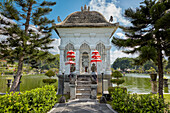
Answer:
[97,75,111,94]
[100,96,107,103]
[91,84,97,99]
[69,84,76,99]
[59,96,66,103]
[150,81,157,94]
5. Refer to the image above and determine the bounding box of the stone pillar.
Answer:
[57,74,63,95]
[103,80,108,92]
[150,81,157,94]
[69,84,76,99]
[59,46,65,75]
[105,46,111,75]
[91,84,97,99]
[75,46,80,75]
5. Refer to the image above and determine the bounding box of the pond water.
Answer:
[0,74,58,93]
[117,73,170,93]
[0,73,169,93]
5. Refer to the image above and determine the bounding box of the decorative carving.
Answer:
[57,16,62,22]
[81,6,83,12]
[109,16,113,22]
[88,6,90,11]
[84,5,87,11]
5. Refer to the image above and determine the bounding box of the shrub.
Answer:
[110,88,169,113]
[108,87,127,94]
[111,70,125,87]
[4,71,14,75]
[43,79,57,84]
[45,70,55,78]
[0,85,58,113]
[110,79,125,85]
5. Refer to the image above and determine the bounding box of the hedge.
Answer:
[0,85,58,113]
[110,88,170,113]
[43,79,57,84]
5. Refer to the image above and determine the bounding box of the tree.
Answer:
[112,0,170,98]
[112,57,134,71]
[143,60,157,71]
[111,70,125,87]
[0,0,56,92]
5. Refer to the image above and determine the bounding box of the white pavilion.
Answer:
[54,6,119,76]
[54,6,118,98]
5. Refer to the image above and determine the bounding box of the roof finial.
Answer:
[88,6,90,11]
[84,5,87,11]
[109,16,113,22]
[57,16,62,22]
[81,6,83,12]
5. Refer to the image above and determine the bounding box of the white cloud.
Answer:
[110,50,139,64]
[116,32,128,39]
[48,38,60,54]
[88,0,130,25]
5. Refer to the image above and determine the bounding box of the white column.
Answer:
[59,46,65,75]
[75,48,80,74]
[90,45,95,73]
[106,46,111,75]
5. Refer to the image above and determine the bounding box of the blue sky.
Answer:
[0,0,142,63]
[49,0,142,63]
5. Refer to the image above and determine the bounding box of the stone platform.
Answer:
[48,99,117,113]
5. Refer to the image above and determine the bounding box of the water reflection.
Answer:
[114,73,170,93]
[0,75,57,93]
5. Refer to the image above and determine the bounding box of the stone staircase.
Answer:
[76,75,92,99]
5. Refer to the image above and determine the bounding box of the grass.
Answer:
[164,94,170,103]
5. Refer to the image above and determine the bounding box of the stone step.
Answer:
[76,95,91,99]
[76,93,91,96]
[77,81,91,85]
[77,78,91,81]
[77,81,91,83]
[76,90,91,93]
[76,93,91,99]
[76,88,91,91]
[76,84,91,89]
[77,86,91,90]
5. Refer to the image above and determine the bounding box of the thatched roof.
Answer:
[55,11,118,27]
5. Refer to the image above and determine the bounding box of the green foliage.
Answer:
[111,71,125,87]
[45,70,55,78]
[112,57,134,71]
[0,0,56,91]
[110,88,169,113]
[112,0,170,97]
[0,85,58,113]
[143,60,157,71]
[112,70,123,78]
[108,87,127,94]
[4,71,13,75]
[147,67,156,74]
[43,79,56,84]
[111,79,125,85]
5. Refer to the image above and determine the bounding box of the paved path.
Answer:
[48,99,117,113]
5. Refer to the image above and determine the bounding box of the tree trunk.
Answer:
[25,2,33,33]
[157,40,164,98]
[10,56,24,92]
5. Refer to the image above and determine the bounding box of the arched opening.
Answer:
[80,43,90,74]
[64,43,75,61]
[96,43,106,61]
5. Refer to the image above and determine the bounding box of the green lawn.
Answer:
[164,94,170,103]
